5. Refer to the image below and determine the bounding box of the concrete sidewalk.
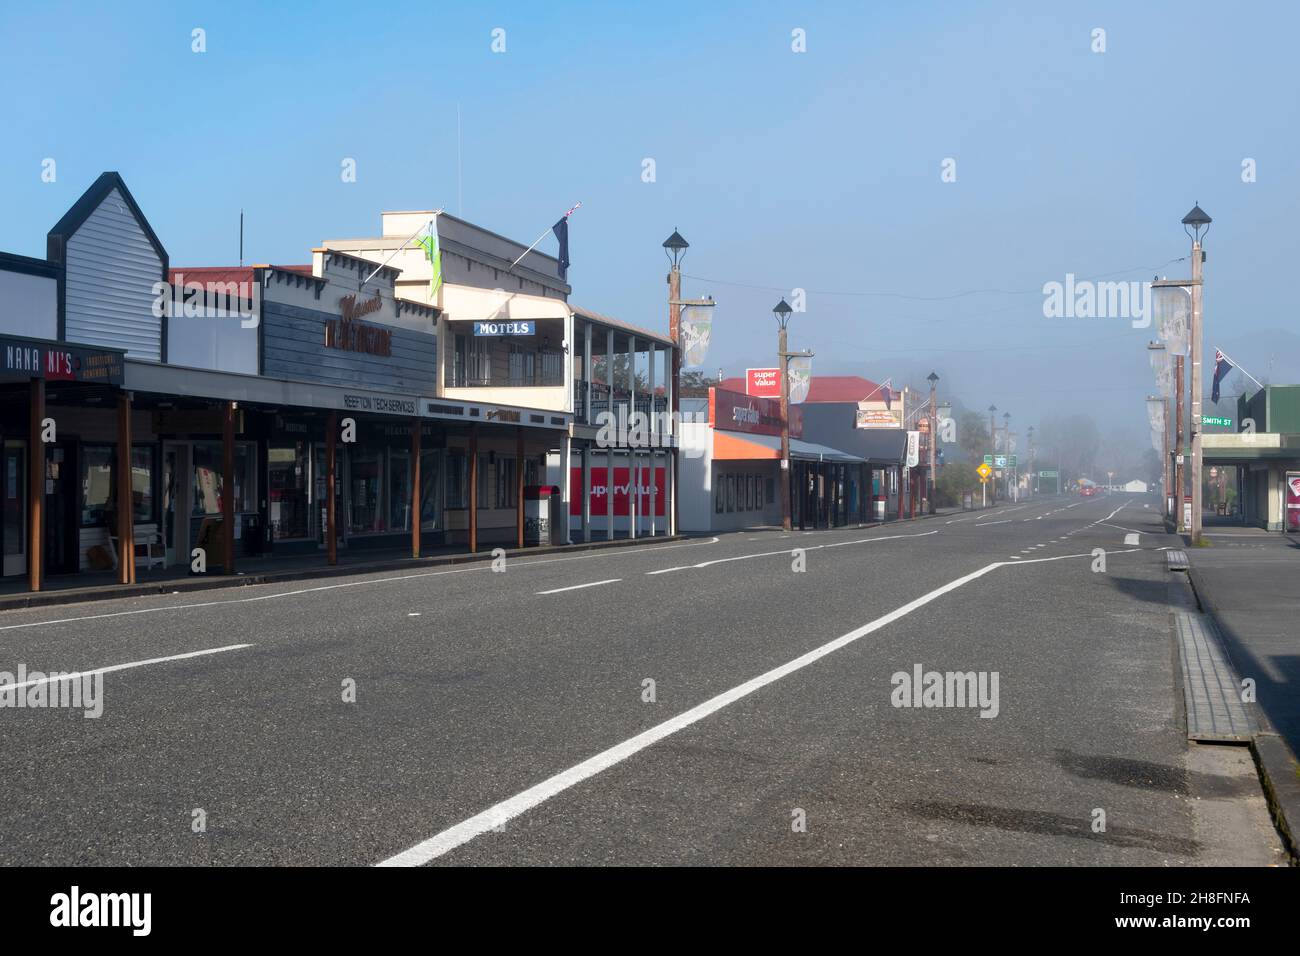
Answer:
[1186,528,1300,859]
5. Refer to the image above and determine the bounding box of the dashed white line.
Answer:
[536,579,622,595]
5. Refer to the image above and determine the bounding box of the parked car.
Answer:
[1080,485,1097,497]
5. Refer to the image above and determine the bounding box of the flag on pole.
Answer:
[1211,348,1233,404]
[552,215,570,280]
[413,222,442,300]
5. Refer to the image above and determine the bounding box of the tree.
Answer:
[935,461,980,507]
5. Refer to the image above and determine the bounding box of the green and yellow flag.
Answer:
[414,223,442,301]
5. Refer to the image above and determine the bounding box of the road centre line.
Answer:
[976,519,1011,527]
[0,644,253,693]
[377,542,1153,866]
[644,530,939,575]
[0,536,726,633]
[536,579,621,595]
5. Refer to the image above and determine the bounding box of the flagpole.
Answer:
[508,201,581,271]
[361,210,443,287]
[1212,346,1265,392]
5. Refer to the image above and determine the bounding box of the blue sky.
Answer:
[3,1,1297,434]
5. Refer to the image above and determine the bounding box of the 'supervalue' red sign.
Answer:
[710,387,802,438]
[569,467,666,517]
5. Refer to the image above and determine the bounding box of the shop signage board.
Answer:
[0,335,124,386]
[712,388,802,438]
[569,466,666,517]
[856,407,903,428]
[745,368,781,398]
[1286,473,1300,532]
[473,320,535,336]
[342,393,418,415]
[906,431,920,467]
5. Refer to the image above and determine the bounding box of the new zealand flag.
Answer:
[553,216,570,281]
[1211,349,1233,404]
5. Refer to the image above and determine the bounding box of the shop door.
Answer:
[162,442,191,567]
[313,444,346,549]
[3,441,25,577]
[44,441,79,575]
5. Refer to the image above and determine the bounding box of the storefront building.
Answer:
[1,173,575,593]
[1201,385,1300,531]
[678,387,866,532]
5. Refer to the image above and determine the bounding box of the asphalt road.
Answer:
[0,495,1283,865]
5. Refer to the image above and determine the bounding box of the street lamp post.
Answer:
[663,230,689,536]
[773,299,794,532]
[1183,204,1211,545]
[1002,411,1011,500]
[987,404,997,502]
[1027,425,1035,496]
[926,371,939,513]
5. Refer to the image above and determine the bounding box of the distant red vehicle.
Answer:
[1080,485,1097,497]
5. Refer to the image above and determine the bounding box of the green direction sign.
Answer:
[994,455,1007,468]
[1039,470,1059,478]
[1007,455,1017,467]
[1203,416,1232,427]
[983,455,993,465]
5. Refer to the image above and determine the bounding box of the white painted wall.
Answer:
[0,268,57,339]
[64,188,163,359]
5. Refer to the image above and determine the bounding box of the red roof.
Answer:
[168,265,311,285]
[718,374,885,404]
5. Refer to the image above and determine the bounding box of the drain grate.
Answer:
[1166,549,1189,571]
[1174,611,1258,742]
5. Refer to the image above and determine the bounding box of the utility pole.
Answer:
[771,299,810,532]
[988,404,997,503]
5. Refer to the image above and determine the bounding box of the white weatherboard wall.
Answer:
[63,188,163,359]
[0,269,56,339]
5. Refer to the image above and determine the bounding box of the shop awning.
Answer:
[713,430,865,463]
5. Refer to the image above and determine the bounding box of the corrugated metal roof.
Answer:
[570,304,675,348]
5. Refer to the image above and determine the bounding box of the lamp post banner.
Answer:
[1153,285,1191,356]
[787,355,812,404]
[680,305,712,367]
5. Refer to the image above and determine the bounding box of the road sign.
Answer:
[1007,455,1017,467]
[994,455,1007,468]
[1039,470,1058,478]
[1203,416,1232,427]
[983,455,993,465]
[976,462,993,479]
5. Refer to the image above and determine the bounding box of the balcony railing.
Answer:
[448,366,566,388]
[574,381,669,427]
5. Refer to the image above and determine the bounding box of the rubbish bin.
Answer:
[873,494,887,521]
[523,485,553,546]
[548,485,566,545]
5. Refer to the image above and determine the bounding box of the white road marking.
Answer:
[1124,533,1140,546]
[536,579,622,595]
[975,520,1011,527]
[0,536,725,633]
[376,558,1007,867]
[378,539,1160,867]
[645,530,939,575]
[0,643,253,693]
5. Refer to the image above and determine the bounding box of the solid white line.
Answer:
[376,559,1005,867]
[975,519,1011,527]
[536,579,621,595]
[0,537,726,633]
[0,643,253,692]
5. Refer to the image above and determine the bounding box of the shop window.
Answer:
[131,446,156,524]
[81,445,115,527]
[446,450,468,509]
[477,455,491,509]
[268,442,310,540]
[419,449,441,529]
[715,475,724,513]
[726,474,735,513]
[389,449,412,532]
[496,457,518,509]
[350,445,386,533]
[191,442,255,515]
[758,475,766,509]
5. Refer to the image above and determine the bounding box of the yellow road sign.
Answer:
[976,462,993,479]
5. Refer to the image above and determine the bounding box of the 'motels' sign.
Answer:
[474,321,535,336]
